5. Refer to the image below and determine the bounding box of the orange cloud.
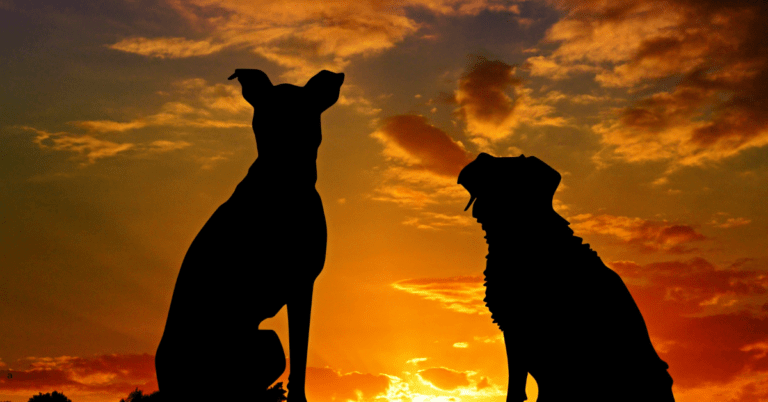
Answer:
[0,354,157,398]
[603,256,768,390]
[72,78,250,134]
[18,77,253,167]
[610,257,768,316]
[371,114,472,177]
[22,126,135,165]
[392,276,487,314]
[538,1,768,168]
[570,213,706,253]
[403,212,474,230]
[417,367,470,391]
[305,367,391,402]
[109,1,521,78]
[369,115,472,210]
[709,213,752,229]
[108,37,225,59]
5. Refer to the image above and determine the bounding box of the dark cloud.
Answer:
[570,214,706,253]
[606,257,768,388]
[0,354,157,394]
[372,114,473,177]
[454,56,522,127]
[545,0,768,166]
[611,258,768,315]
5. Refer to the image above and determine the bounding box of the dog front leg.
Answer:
[287,281,315,402]
[504,331,529,402]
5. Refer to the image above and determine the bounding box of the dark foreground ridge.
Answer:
[155,69,344,402]
[458,153,675,402]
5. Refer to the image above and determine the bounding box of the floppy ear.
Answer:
[228,69,272,105]
[304,70,345,112]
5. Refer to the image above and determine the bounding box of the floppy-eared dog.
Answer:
[458,153,674,402]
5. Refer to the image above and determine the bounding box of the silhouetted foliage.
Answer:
[28,391,72,402]
[120,388,160,402]
[266,382,287,402]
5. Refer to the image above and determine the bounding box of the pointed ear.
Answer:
[305,70,345,112]
[228,69,272,105]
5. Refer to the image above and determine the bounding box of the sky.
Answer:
[1,0,768,401]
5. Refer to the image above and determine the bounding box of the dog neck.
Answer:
[482,213,576,259]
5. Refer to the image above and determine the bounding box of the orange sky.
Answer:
[2,1,768,401]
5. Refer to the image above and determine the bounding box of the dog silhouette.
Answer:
[458,153,675,402]
[155,69,344,402]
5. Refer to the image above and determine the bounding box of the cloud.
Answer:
[21,125,194,166]
[392,276,487,314]
[475,376,490,391]
[18,77,255,167]
[402,212,474,230]
[452,342,468,348]
[709,213,752,229]
[473,334,504,343]
[108,1,522,78]
[108,37,225,58]
[609,257,768,316]
[146,140,192,153]
[569,213,706,253]
[0,354,157,397]
[71,78,251,134]
[22,126,135,165]
[524,55,599,80]
[372,185,439,209]
[536,1,768,168]
[603,257,768,388]
[305,367,392,402]
[369,115,472,210]
[372,114,473,177]
[417,368,470,391]
[108,0,420,79]
[447,56,568,143]
[452,56,523,141]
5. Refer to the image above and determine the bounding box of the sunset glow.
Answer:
[2,1,768,401]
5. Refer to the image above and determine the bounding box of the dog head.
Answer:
[228,69,345,115]
[458,153,565,225]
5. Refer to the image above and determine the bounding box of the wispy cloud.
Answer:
[108,0,522,79]
[403,212,474,230]
[22,126,135,165]
[72,79,250,134]
[709,213,752,229]
[570,213,706,254]
[19,77,252,167]
[108,37,225,59]
[392,276,487,314]
[0,354,156,397]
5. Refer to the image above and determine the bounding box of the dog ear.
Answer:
[305,70,345,113]
[228,69,272,106]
